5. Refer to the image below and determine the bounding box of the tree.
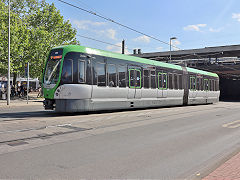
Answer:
[0,0,79,79]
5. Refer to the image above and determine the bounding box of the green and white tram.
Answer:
[42,45,220,112]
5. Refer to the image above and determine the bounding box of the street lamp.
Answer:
[169,37,177,63]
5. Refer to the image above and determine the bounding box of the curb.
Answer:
[202,151,240,180]
[0,100,43,108]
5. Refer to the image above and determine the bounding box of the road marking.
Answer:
[222,120,240,128]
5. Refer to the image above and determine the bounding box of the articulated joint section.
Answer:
[43,99,55,110]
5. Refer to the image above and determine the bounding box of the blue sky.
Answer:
[46,0,240,54]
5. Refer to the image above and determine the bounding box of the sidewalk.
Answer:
[0,92,44,108]
[203,151,240,180]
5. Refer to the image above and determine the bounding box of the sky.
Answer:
[46,0,240,54]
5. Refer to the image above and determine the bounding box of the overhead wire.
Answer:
[76,34,134,51]
[70,0,223,60]
[57,0,181,50]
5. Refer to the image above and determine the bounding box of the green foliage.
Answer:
[0,0,79,78]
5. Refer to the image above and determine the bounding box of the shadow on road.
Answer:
[0,107,157,120]
[0,103,208,120]
[0,111,57,120]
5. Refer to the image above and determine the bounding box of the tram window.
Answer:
[197,78,200,90]
[78,60,86,83]
[136,70,141,88]
[151,70,156,89]
[213,80,215,91]
[214,80,217,91]
[129,69,135,88]
[92,61,97,85]
[209,80,212,91]
[193,77,196,90]
[62,59,73,83]
[108,64,117,87]
[201,78,204,91]
[158,73,163,89]
[143,70,150,88]
[212,80,215,91]
[96,62,106,86]
[169,73,173,89]
[118,65,126,87]
[179,74,182,89]
[163,73,167,89]
[204,79,209,91]
[174,74,178,89]
[190,77,196,90]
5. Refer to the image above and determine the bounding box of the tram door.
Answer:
[157,72,168,98]
[204,79,209,99]
[157,71,163,98]
[128,68,142,99]
[189,76,197,98]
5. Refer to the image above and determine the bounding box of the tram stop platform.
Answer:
[0,92,43,108]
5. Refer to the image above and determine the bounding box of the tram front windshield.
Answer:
[44,49,63,85]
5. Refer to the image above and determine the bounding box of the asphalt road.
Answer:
[0,102,240,179]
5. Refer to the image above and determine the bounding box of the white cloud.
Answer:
[94,28,117,40]
[171,40,181,50]
[106,29,117,40]
[209,27,222,32]
[156,46,163,51]
[172,39,181,46]
[106,42,130,54]
[133,35,151,43]
[183,24,207,31]
[232,13,240,22]
[72,20,106,30]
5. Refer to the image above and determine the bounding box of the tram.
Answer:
[42,45,220,112]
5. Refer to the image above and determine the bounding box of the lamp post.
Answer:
[169,37,177,63]
[7,0,10,105]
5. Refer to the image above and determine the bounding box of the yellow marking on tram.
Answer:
[222,120,240,128]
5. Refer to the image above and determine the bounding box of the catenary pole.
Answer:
[7,0,11,105]
[27,62,29,104]
[122,40,125,54]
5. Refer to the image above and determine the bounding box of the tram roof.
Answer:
[53,45,218,78]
